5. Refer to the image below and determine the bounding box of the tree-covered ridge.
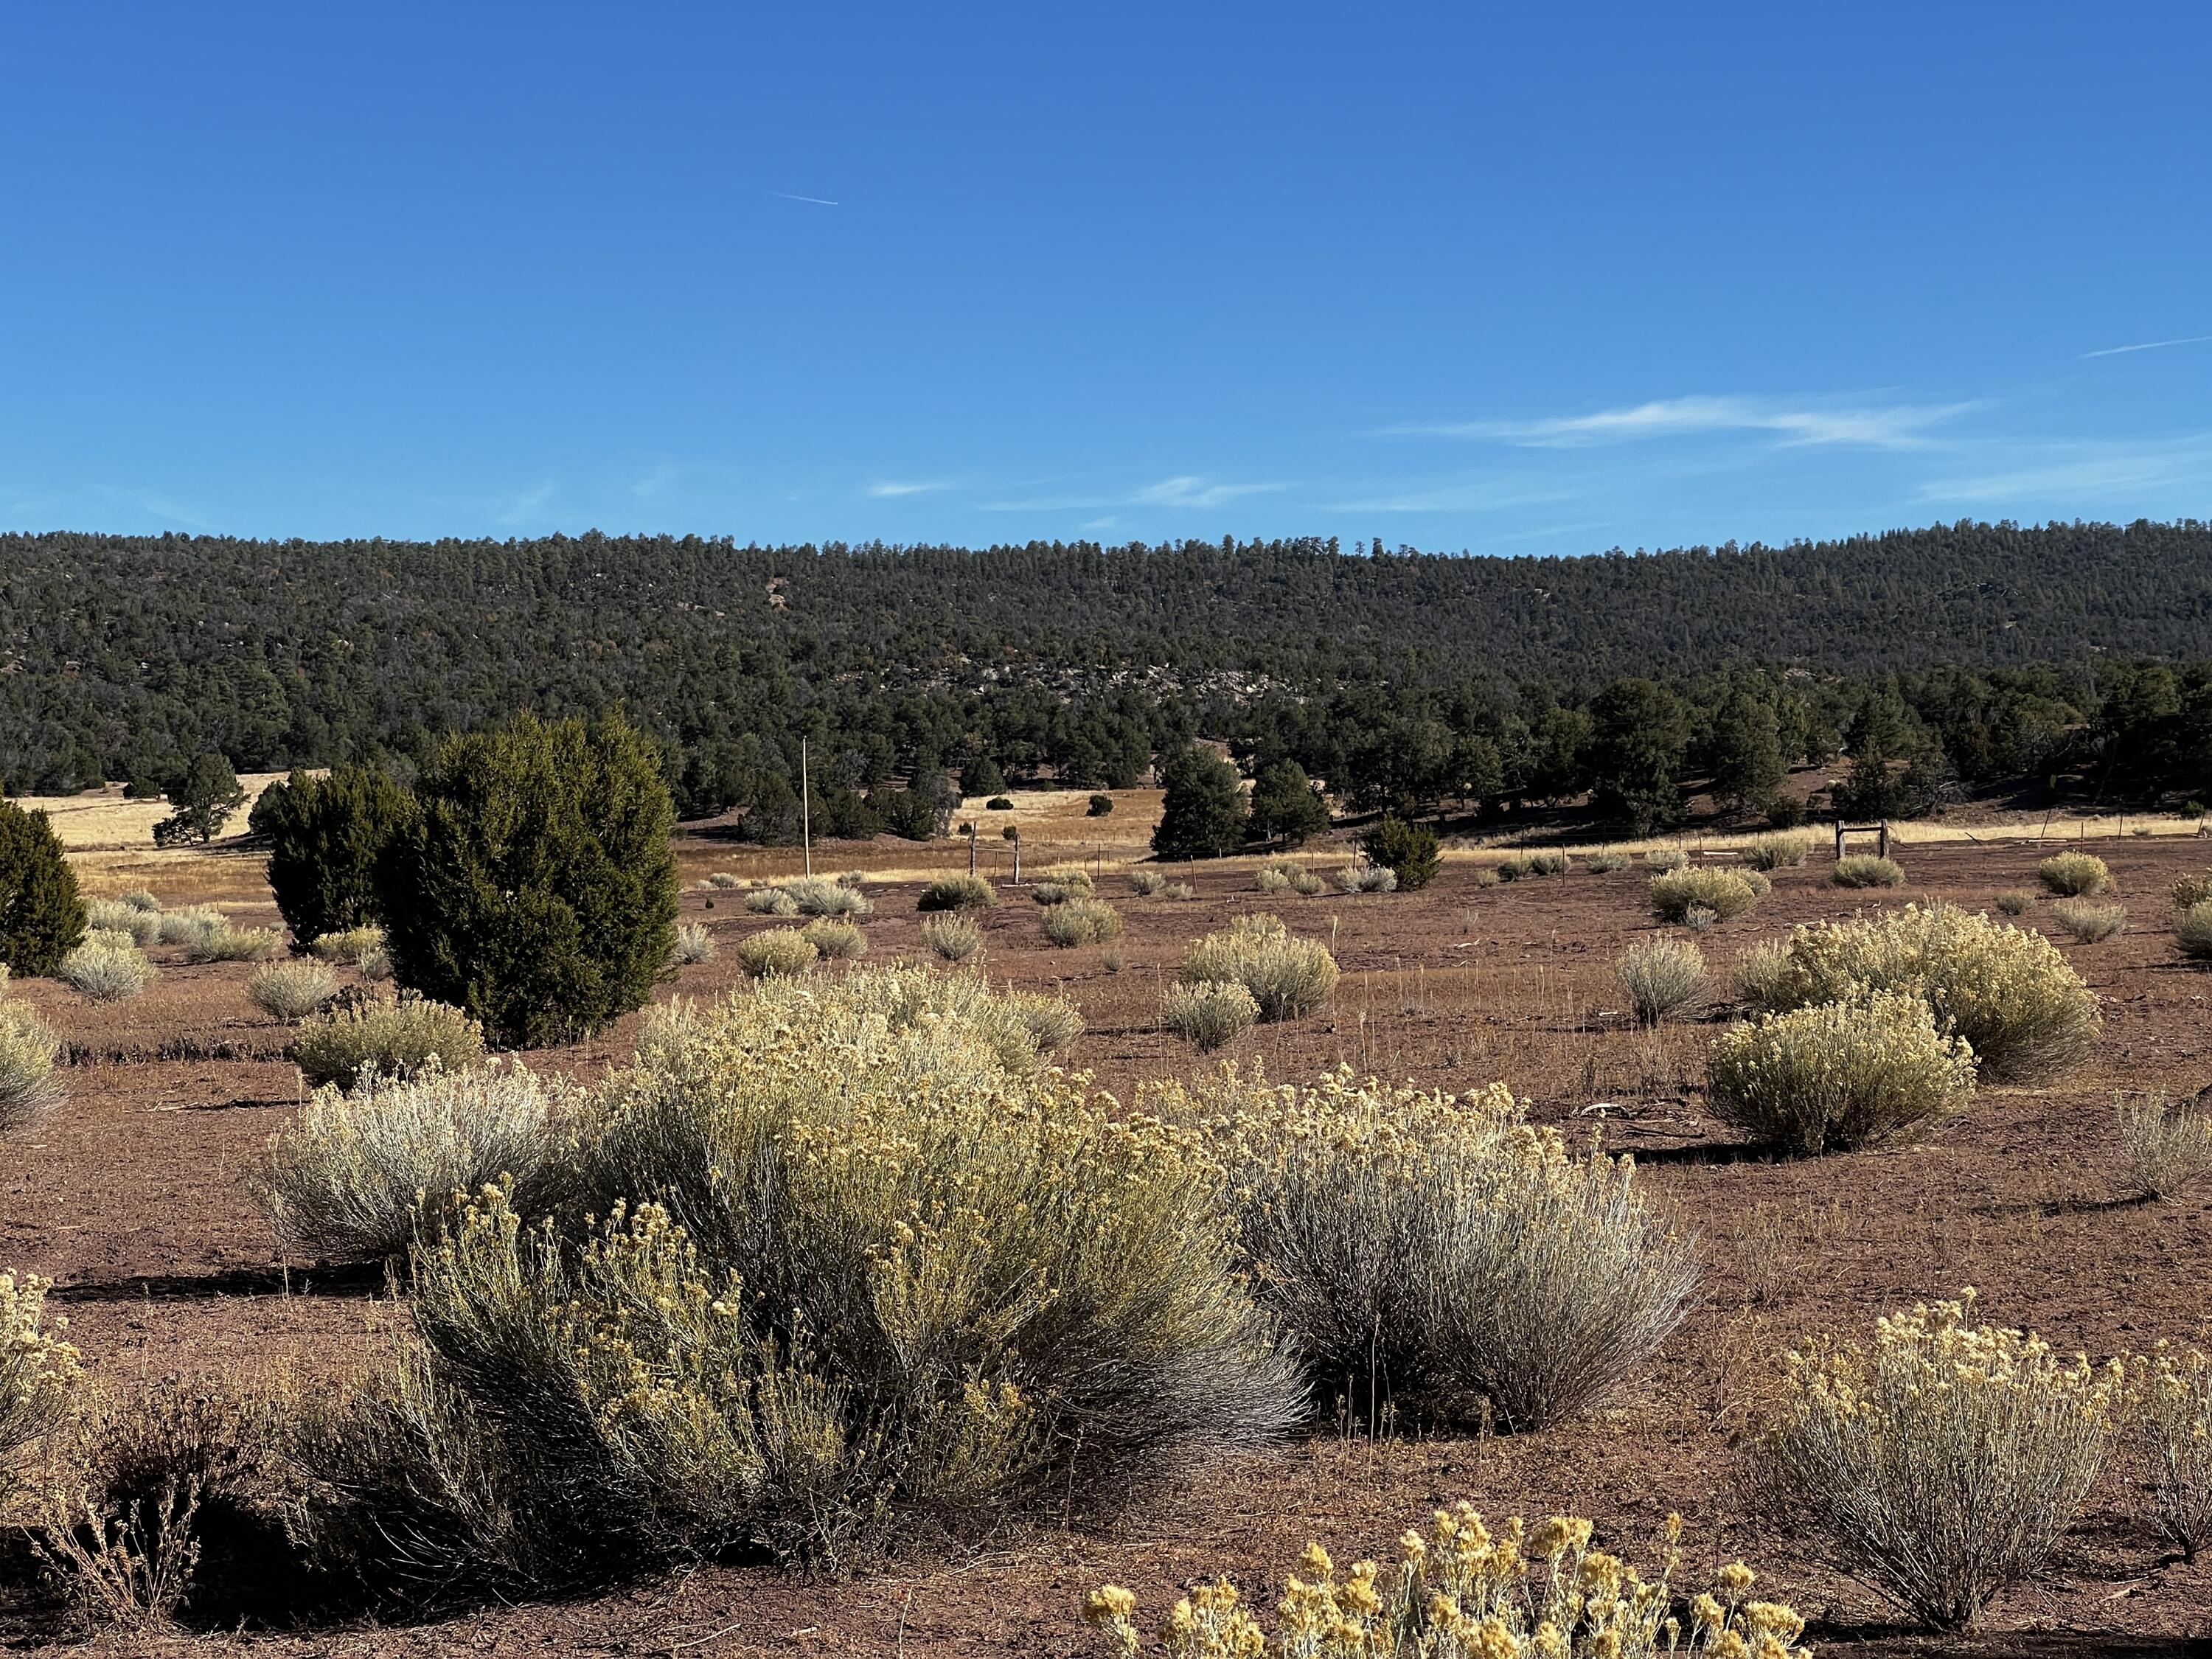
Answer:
[5,519,2212,820]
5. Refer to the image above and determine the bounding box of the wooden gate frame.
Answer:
[1834,820,1891,860]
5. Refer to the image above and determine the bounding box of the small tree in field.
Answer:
[156,753,246,844]
[1248,759,1330,848]
[0,802,85,975]
[1152,747,1248,860]
[380,712,678,1047]
[257,765,418,945]
[1361,815,1439,890]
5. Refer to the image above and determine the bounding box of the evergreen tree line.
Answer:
[7,521,2212,827]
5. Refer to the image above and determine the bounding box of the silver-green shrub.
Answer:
[1707,991,1977,1154]
[1182,914,1338,1020]
[1162,980,1259,1051]
[249,958,340,1023]
[294,995,487,1091]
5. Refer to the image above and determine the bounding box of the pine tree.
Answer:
[1708,692,1787,812]
[380,712,678,1047]
[1587,680,1689,835]
[1362,815,1440,889]
[1152,747,1249,860]
[1248,759,1331,847]
[256,765,417,945]
[156,753,246,844]
[0,801,86,975]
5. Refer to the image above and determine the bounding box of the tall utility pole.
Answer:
[800,737,812,877]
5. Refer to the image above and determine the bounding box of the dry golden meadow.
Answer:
[4,789,2210,1655]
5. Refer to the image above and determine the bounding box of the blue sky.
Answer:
[4,3,2209,555]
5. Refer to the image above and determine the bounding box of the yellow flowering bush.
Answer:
[2134,1346,2212,1559]
[2171,872,2212,911]
[2175,899,2212,961]
[1745,832,1812,872]
[799,917,866,961]
[2036,852,2112,897]
[1043,898,1124,947]
[736,927,818,978]
[0,991,63,1135]
[1733,903,2098,1082]
[1,1270,79,1492]
[1752,1291,2120,1630]
[1158,1065,1694,1430]
[1649,868,1759,924]
[917,873,996,912]
[1181,915,1339,1021]
[1086,1506,1808,1658]
[293,993,486,1091]
[1831,855,1905,889]
[1705,991,1976,1154]
[1163,981,1261,1051]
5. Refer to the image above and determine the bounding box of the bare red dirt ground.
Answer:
[5,831,2211,1656]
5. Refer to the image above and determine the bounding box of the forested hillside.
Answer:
[7,519,2212,831]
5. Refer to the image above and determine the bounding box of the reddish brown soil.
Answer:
[5,841,2211,1655]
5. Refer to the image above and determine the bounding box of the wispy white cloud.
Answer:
[2080,333,2212,359]
[978,493,1115,512]
[1132,475,1285,508]
[1383,394,1978,451]
[492,481,557,525]
[769,189,839,206]
[866,479,949,498]
[630,464,678,499]
[1918,433,2212,504]
[1082,515,1121,531]
[1319,478,1574,515]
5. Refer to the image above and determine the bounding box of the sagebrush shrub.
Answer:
[0,801,86,977]
[917,873,995,912]
[1031,869,1095,905]
[2116,1091,2212,1199]
[86,899,159,946]
[0,995,63,1135]
[1834,854,1907,888]
[1335,863,1397,894]
[1746,832,1812,871]
[743,886,799,917]
[705,872,742,888]
[737,928,818,978]
[668,922,716,964]
[2037,852,2112,897]
[1650,866,1759,923]
[2171,873,2212,910]
[1742,903,2099,1082]
[799,917,866,960]
[1584,851,1630,874]
[1994,888,2036,916]
[1468,864,1500,888]
[294,995,487,1091]
[1253,861,1296,894]
[1164,1067,1694,1431]
[2177,900,2212,960]
[1087,1506,1807,1659]
[248,958,339,1023]
[1041,898,1122,947]
[1494,854,1533,882]
[1160,880,1196,900]
[1127,870,1166,897]
[2051,898,2125,943]
[1615,936,1707,1024]
[1183,915,1339,1020]
[1753,1293,2119,1630]
[1011,990,1084,1056]
[1,1270,78,1484]
[60,939,156,1002]
[1707,992,1976,1154]
[310,925,386,969]
[154,905,223,945]
[2136,1347,2212,1559]
[1526,849,1571,877]
[187,923,283,965]
[257,1062,563,1262]
[120,889,159,913]
[779,877,872,919]
[1162,980,1259,1051]
[1730,939,1795,1009]
[919,912,982,961]
[1644,847,1687,874]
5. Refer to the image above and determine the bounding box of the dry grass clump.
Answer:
[310,925,386,969]
[60,938,157,1003]
[294,995,487,1091]
[1041,898,1122,947]
[1494,854,1533,882]
[1833,854,1907,888]
[429,967,1301,1578]
[2115,1091,2212,1199]
[0,989,63,1135]
[1729,939,1795,1009]
[1706,992,1977,1154]
[1183,914,1339,1021]
[1649,866,1759,923]
[86,897,160,946]
[1746,832,1813,871]
[2176,900,2212,960]
[1162,980,1259,1051]
[1127,869,1167,897]
[1752,1293,2119,1630]
[919,912,982,962]
[1736,903,2099,1082]
[917,872,996,912]
[1087,1505,1807,1659]
[799,917,866,960]
[2,1270,78,1486]
[2135,1346,2212,1559]
[190,924,283,964]
[1166,1067,1694,1431]
[1583,850,1630,874]
[1615,936,1708,1025]
[737,928,818,978]
[1161,880,1197,900]
[1468,864,1500,888]
[668,921,717,964]
[1994,888,2036,915]
[248,958,340,1023]
[1644,846,1687,873]
[743,886,799,917]
[1335,863,1397,894]
[1525,849,1571,877]
[2050,898,2125,942]
[2037,851,2112,896]
[257,1062,563,1262]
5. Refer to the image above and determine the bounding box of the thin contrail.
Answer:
[769,190,840,206]
[2080,333,2212,358]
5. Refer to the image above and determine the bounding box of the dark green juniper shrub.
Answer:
[257,765,418,946]
[0,800,86,975]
